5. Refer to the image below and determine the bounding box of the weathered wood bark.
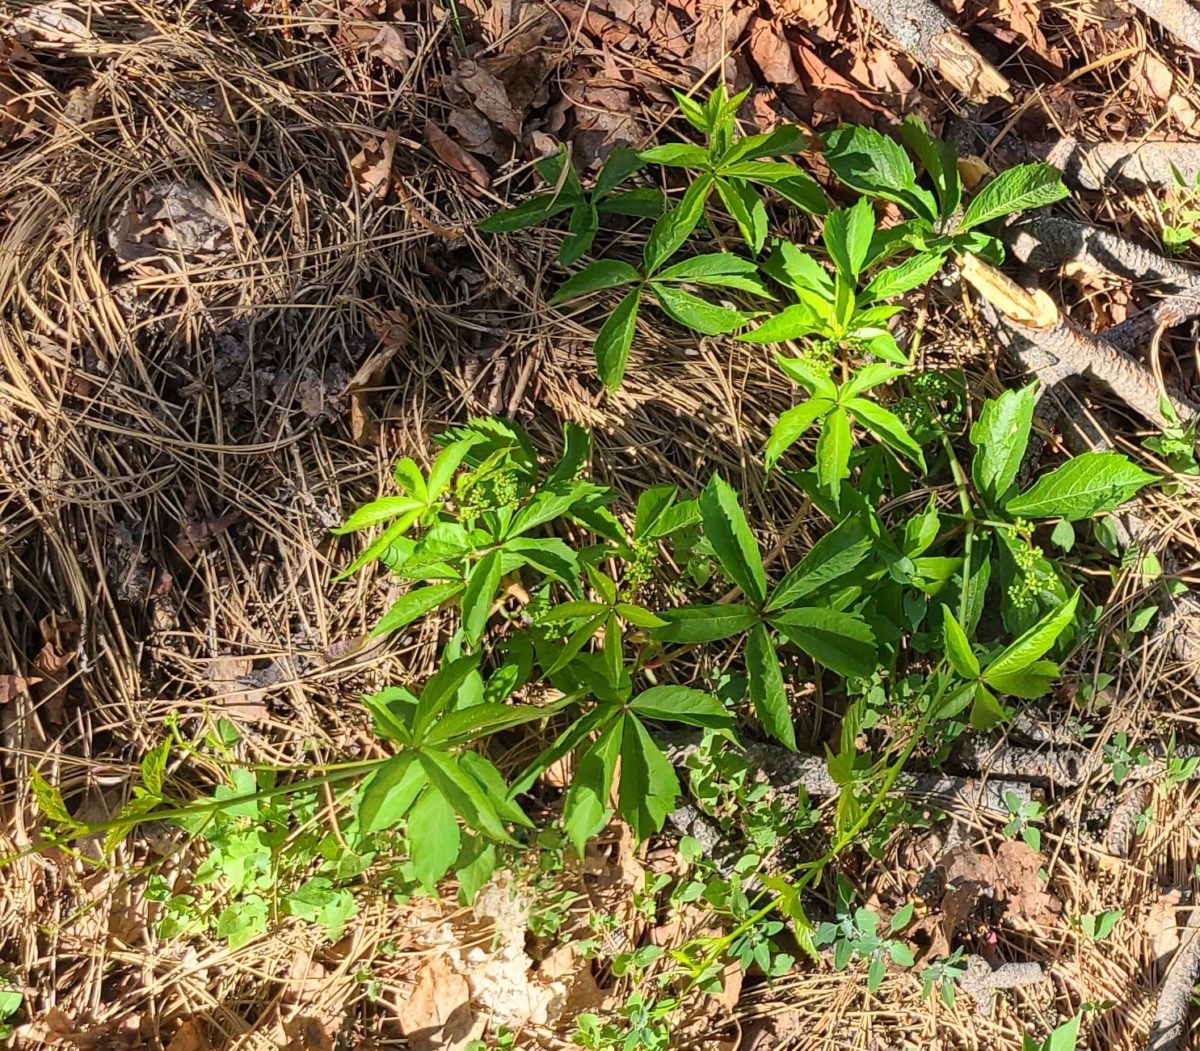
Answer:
[1103,294,1200,352]
[1128,0,1200,59]
[848,0,1011,101]
[1005,216,1200,294]
[1011,139,1200,191]
[958,955,1045,1019]
[662,731,1033,815]
[960,253,1200,427]
[1150,906,1200,1051]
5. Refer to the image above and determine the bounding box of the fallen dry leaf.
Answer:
[423,123,490,189]
[0,672,40,704]
[1147,888,1184,970]
[456,59,522,136]
[176,508,239,561]
[556,1,638,47]
[206,655,270,726]
[940,841,1061,941]
[395,953,479,1051]
[15,4,95,44]
[371,24,412,70]
[688,0,754,74]
[1138,52,1176,103]
[747,17,800,86]
[347,308,411,444]
[281,1017,333,1051]
[348,129,398,201]
[165,1019,209,1051]
[794,39,891,123]
[776,0,837,38]
[108,180,244,272]
[0,39,39,148]
[989,0,1063,69]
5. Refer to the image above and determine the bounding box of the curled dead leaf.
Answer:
[15,4,96,45]
[348,129,398,201]
[347,308,411,445]
[108,180,244,273]
[423,123,490,189]
[0,672,40,703]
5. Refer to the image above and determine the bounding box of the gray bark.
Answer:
[1150,907,1200,1051]
[847,0,1011,100]
[1005,216,1200,295]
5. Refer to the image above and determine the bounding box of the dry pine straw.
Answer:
[0,1,1198,1049]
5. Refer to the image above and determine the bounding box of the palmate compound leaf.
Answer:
[652,602,760,643]
[549,260,641,304]
[649,283,751,335]
[594,287,641,391]
[372,581,465,638]
[407,782,461,890]
[815,406,852,504]
[461,549,502,645]
[766,516,874,612]
[764,398,832,474]
[982,589,1080,687]
[629,684,732,729]
[616,714,680,843]
[357,753,425,835]
[562,714,623,853]
[941,606,981,680]
[958,163,1068,232]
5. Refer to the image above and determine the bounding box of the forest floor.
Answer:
[4,0,1200,1049]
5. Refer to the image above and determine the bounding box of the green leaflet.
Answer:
[1004,452,1158,521]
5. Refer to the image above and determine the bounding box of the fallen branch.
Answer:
[1102,294,1200,353]
[1014,138,1200,191]
[960,253,1200,428]
[661,731,1034,816]
[1150,905,1200,1051]
[1004,216,1200,295]
[848,0,1012,102]
[950,737,1090,788]
[1105,783,1154,858]
[957,954,1045,1019]
[1126,0,1200,63]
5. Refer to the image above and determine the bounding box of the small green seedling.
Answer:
[479,148,663,266]
[641,82,827,254]
[1003,791,1046,852]
[814,878,916,993]
[1076,909,1122,941]
[920,947,967,1007]
[1103,731,1151,786]
[1022,1014,1081,1051]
